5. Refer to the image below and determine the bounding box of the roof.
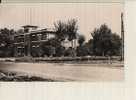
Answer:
[22,25,38,28]
[14,29,56,37]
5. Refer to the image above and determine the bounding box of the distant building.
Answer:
[14,25,56,57]
[14,25,78,57]
[61,37,78,49]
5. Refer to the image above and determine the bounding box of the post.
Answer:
[121,13,124,61]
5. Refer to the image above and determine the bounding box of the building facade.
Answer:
[14,25,56,57]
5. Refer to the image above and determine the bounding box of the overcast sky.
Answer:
[0,3,123,41]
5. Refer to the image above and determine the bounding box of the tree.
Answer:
[41,38,65,57]
[66,19,78,41]
[91,24,121,56]
[64,47,75,57]
[76,45,90,57]
[87,39,94,55]
[53,19,78,57]
[54,19,78,48]
[109,33,122,56]
[78,35,85,46]
[76,35,90,56]
[0,28,15,57]
[54,20,67,41]
[66,19,78,49]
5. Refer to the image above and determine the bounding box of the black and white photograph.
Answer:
[0,3,124,81]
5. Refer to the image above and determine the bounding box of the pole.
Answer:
[121,12,124,61]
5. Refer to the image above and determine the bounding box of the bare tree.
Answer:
[54,20,67,41]
[54,19,78,48]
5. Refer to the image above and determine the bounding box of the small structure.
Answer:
[61,37,78,49]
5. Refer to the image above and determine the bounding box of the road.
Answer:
[0,62,124,81]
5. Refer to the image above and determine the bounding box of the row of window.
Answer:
[14,33,48,43]
[16,45,40,56]
[31,34,47,41]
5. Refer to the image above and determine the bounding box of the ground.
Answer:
[0,62,124,81]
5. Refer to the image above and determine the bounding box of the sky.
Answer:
[0,3,123,41]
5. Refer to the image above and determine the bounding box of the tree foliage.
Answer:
[91,24,121,56]
[66,19,78,41]
[78,35,85,46]
[0,28,15,57]
[76,44,90,57]
[41,38,65,57]
[53,19,78,56]
[54,19,78,42]
[54,21,67,41]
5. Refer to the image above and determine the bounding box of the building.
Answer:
[14,25,79,57]
[61,37,78,49]
[14,25,56,57]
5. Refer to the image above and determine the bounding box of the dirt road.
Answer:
[0,62,124,81]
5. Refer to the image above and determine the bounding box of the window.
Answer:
[31,34,38,41]
[37,34,42,41]
[41,33,47,40]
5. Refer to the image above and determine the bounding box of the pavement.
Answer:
[0,62,124,81]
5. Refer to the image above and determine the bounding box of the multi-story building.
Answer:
[14,25,78,57]
[14,25,56,57]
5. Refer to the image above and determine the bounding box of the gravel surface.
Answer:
[0,70,55,82]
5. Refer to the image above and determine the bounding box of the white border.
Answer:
[0,1,135,100]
